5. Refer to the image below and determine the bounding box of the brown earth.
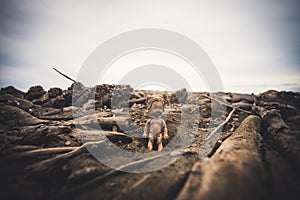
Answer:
[0,84,299,200]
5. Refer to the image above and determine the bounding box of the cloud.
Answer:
[0,0,299,93]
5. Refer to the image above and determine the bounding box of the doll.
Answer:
[143,95,169,151]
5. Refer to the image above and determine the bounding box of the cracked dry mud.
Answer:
[0,84,299,200]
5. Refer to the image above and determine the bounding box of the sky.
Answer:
[0,0,299,93]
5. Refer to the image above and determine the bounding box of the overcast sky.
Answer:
[0,0,299,93]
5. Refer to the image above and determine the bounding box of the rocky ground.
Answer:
[0,83,299,200]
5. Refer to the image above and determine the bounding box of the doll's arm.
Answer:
[143,119,151,138]
[162,120,169,139]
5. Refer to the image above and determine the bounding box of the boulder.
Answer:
[102,93,112,108]
[258,90,300,109]
[25,85,46,100]
[111,85,133,108]
[232,93,254,103]
[232,101,253,111]
[82,99,96,110]
[73,87,94,107]
[63,90,73,106]
[178,116,266,200]
[51,95,66,108]
[0,86,25,98]
[131,91,144,99]
[0,105,44,128]
[32,93,49,105]
[48,87,63,98]
[186,92,199,104]
[19,126,77,147]
[170,88,187,104]
[0,94,33,111]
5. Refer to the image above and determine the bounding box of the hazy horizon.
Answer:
[1,80,299,95]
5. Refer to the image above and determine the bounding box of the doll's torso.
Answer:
[149,118,164,135]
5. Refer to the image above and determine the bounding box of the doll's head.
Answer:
[147,95,165,117]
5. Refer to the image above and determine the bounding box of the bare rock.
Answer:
[73,88,94,107]
[111,85,133,108]
[186,93,199,104]
[128,97,147,107]
[260,109,300,165]
[232,101,253,111]
[258,90,300,109]
[0,86,25,98]
[0,94,33,111]
[286,115,300,130]
[232,93,254,103]
[170,88,187,104]
[200,106,211,118]
[48,87,63,98]
[19,126,78,147]
[82,99,96,110]
[0,85,299,200]
[261,101,298,120]
[25,85,46,100]
[51,95,66,108]
[0,105,44,128]
[177,115,266,200]
[42,109,63,116]
[37,107,73,120]
[63,89,72,106]
[32,93,49,105]
[71,82,85,91]
[131,91,144,99]
[102,93,112,108]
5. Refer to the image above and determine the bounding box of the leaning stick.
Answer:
[26,141,105,172]
[52,67,76,83]
[207,107,236,140]
[14,131,132,158]
[198,107,236,158]
[15,146,78,157]
[26,130,135,171]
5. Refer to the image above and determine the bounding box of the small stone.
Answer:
[51,95,66,108]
